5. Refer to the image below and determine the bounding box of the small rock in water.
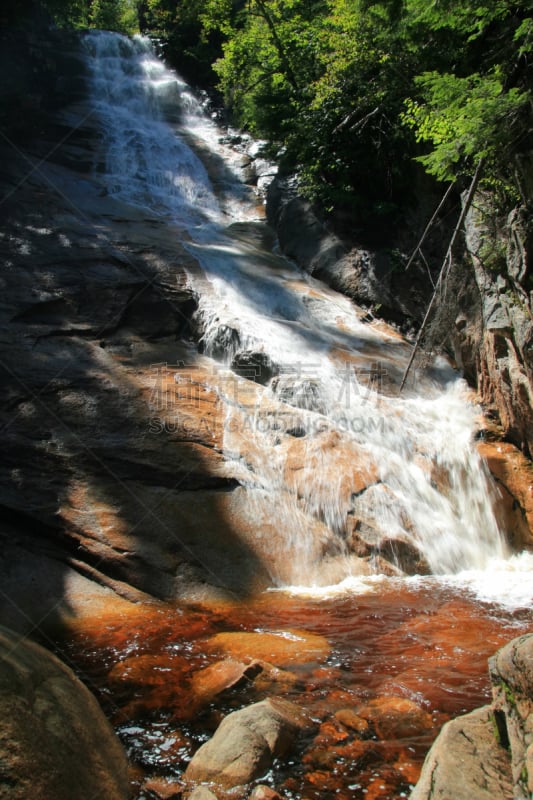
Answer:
[355,695,434,739]
[249,785,283,800]
[334,709,371,736]
[187,786,219,800]
[189,659,263,708]
[231,351,278,384]
[143,776,182,799]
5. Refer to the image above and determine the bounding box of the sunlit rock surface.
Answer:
[412,633,533,800]
[184,697,310,788]
[410,705,513,800]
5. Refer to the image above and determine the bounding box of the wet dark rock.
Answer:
[231,351,278,384]
[0,625,129,800]
[271,375,326,413]
[334,709,370,736]
[377,537,431,576]
[202,324,241,359]
[266,177,430,330]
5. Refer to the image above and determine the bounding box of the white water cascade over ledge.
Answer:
[83,31,533,609]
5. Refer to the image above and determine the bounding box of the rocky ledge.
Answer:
[411,633,533,800]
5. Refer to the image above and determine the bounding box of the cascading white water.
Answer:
[83,31,525,596]
[84,31,220,225]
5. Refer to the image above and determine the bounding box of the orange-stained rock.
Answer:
[356,696,434,740]
[327,738,383,766]
[143,777,182,799]
[362,774,399,800]
[203,630,330,666]
[249,785,282,800]
[478,440,533,550]
[251,661,301,694]
[281,430,379,505]
[392,756,422,787]
[303,738,381,771]
[304,769,333,789]
[190,659,263,707]
[334,708,371,736]
[314,718,350,746]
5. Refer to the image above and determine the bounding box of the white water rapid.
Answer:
[83,31,532,608]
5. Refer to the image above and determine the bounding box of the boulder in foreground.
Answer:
[184,698,310,788]
[0,625,129,800]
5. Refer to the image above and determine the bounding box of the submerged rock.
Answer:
[0,625,129,800]
[189,659,263,708]
[187,786,219,800]
[204,629,330,666]
[249,786,283,800]
[355,695,434,740]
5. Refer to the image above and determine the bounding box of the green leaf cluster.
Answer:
[403,71,527,182]
[3,0,141,34]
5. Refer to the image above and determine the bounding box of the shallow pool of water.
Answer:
[56,578,532,799]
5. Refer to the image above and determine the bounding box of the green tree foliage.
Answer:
[192,0,532,220]
[402,0,533,197]
[2,0,140,33]
[138,0,224,89]
[289,0,418,222]
[88,0,140,33]
[203,0,326,135]
[402,71,527,183]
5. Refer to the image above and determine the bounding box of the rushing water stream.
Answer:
[71,31,533,800]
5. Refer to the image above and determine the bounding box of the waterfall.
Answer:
[82,31,514,589]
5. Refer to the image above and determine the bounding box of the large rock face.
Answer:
[411,633,533,800]
[454,194,533,458]
[0,26,393,630]
[1,26,531,634]
[0,625,129,800]
[266,177,434,331]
